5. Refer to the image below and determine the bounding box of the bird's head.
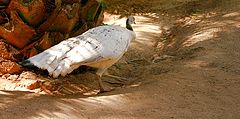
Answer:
[126,16,136,31]
[127,16,136,24]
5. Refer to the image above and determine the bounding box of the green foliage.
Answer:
[99,0,107,9]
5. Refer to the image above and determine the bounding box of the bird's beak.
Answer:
[134,21,136,24]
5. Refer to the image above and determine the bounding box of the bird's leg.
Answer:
[104,74,128,83]
[97,75,113,93]
[103,71,129,84]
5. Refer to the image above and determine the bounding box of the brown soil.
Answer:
[1,0,240,118]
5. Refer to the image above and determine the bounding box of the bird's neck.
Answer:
[126,19,133,31]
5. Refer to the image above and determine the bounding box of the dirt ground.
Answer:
[1,0,240,118]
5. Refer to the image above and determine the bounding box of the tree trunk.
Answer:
[0,0,105,75]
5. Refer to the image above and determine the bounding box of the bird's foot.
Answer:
[97,76,114,93]
[99,85,114,93]
[103,74,129,84]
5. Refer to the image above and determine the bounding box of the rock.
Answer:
[6,0,46,27]
[0,11,37,49]
[0,59,22,75]
[0,41,23,75]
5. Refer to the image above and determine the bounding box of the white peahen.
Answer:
[20,16,136,92]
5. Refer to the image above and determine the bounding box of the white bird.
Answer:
[20,16,136,92]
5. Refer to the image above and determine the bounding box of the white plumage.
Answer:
[21,16,136,91]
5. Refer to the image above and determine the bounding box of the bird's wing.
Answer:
[27,25,135,78]
[82,25,135,58]
[27,36,103,77]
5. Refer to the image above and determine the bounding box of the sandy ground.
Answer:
[1,0,240,118]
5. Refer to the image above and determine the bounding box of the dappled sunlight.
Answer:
[0,76,42,94]
[70,93,131,108]
[181,11,240,47]
[103,13,124,26]
[35,102,82,119]
[134,23,161,47]
[222,11,240,28]
[26,93,140,118]
[104,12,162,52]
[222,12,240,18]
[0,91,39,118]
[0,90,13,95]
[184,28,221,47]
[0,91,15,108]
[133,17,161,52]
[0,89,147,118]
[184,60,208,68]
